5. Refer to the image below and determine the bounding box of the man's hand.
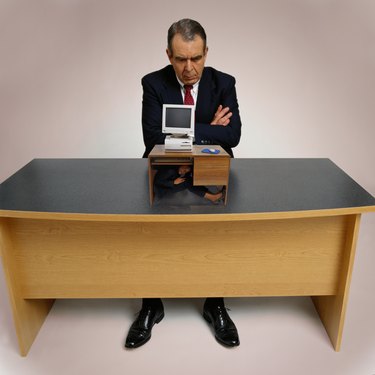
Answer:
[174,177,186,185]
[210,105,232,126]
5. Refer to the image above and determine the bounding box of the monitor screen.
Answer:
[162,104,195,136]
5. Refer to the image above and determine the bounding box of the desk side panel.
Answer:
[312,214,361,351]
[0,218,55,356]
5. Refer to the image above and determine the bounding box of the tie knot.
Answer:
[184,85,193,92]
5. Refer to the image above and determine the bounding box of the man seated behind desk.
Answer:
[125,18,242,349]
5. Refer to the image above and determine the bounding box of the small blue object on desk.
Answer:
[201,148,220,154]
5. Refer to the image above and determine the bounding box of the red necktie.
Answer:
[184,85,194,105]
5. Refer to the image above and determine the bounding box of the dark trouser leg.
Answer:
[188,185,208,197]
[142,298,163,309]
[204,297,224,307]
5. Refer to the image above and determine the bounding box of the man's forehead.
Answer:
[170,34,206,56]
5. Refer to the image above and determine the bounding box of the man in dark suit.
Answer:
[125,18,242,349]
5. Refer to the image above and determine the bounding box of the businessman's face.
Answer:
[167,33,208,85]
[178,165,191,175]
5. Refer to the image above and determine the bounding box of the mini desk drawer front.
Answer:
[149,157,193,166]
[193,157,230,185]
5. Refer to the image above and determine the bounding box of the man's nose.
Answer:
[185,59,193,71]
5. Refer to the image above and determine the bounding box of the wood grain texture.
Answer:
[0,218,54,356]
[9,215,348,299]
[312,214,361,351]
[193,157,230,186]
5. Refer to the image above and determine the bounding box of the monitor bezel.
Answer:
[162,104,195,137]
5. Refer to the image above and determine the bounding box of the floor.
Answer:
[0,215,374,375]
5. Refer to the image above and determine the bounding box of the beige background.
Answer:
[0,1,374,374]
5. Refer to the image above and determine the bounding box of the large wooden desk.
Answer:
[0,158,374,356]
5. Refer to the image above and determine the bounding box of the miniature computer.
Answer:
[162,104,194,151]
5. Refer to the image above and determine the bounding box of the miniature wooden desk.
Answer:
[0,158,374,356]
[148,145,230,204]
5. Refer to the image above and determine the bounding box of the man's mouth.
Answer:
[184,76,197,81]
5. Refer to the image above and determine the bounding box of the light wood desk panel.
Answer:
[8,215,347,298]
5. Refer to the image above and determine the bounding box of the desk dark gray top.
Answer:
[0,159,374,217]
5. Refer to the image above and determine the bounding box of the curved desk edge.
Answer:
[0,206,374,222]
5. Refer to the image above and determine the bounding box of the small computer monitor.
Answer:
[162,104,195,137]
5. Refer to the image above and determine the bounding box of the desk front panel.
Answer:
[7,214,351,299]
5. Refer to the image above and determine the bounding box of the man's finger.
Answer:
[215,105,223,116]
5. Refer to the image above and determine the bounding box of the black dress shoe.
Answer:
[125,300,164,349]
[203,300,240,347]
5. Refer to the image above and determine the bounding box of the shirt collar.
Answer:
[176,75,200,92]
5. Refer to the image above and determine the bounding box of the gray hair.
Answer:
[167,18,207,54]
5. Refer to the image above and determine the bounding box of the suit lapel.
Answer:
[162,66,183,104]
[196,68,216,122]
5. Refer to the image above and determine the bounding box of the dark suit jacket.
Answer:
[141,65,242,157]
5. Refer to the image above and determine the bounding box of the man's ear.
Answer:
[166,48,172,60]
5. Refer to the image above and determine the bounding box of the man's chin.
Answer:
[183,77,198,85]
